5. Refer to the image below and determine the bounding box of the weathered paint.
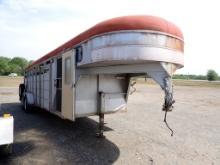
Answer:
[26,15,184,70]
[78,31,184,68]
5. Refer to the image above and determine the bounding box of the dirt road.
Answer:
[0,84,219,164]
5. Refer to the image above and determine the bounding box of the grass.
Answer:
[1,76,220,88]
[0,76,23,87]
[135,78,220,88]
[172,79,220,87]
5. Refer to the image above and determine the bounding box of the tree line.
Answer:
[173,70,219,81]
[0,56,219,81]
[0,56,32,76]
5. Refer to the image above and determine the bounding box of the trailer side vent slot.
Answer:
[76,46,83,63]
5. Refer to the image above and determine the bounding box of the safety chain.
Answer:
[162,77,175,136]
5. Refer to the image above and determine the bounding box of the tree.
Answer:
[0,56,30,76]
[0,57,10,75]
[8,57,28,75]
[8,63,20,74]
[207,69,218,81]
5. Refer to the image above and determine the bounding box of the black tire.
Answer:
[19,84,25,101]
[0,144,13,155]
[23,97,31,113]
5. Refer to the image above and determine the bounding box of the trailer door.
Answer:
[61,50,75,120]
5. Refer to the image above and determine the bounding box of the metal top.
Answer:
[26,15,184,70]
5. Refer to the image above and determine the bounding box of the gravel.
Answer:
[0,84,219,165]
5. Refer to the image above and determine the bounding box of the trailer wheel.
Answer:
[23,97,31,113]
[0,144,13,155]
[19,84,25,101]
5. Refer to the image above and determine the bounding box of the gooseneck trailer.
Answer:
[19,15,184,137]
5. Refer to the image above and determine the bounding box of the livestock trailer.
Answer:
[19,15,184,137]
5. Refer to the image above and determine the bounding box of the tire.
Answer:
[0,144,13,155]
[23,97,31,113]
[19,84,25,101]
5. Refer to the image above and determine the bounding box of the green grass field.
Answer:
[136,78,220,88]
[172,79,220,87]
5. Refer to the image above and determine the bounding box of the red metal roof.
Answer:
[26,15,183,70]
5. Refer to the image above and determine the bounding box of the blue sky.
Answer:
[0,0,220,75]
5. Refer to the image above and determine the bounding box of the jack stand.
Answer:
[96,113,105,138]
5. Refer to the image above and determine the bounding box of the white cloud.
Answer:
[0,0,220,74]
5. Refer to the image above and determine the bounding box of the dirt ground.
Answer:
[0,76,23,87]
[0,84,220,165]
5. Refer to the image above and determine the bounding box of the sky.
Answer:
[0,0,220,75]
